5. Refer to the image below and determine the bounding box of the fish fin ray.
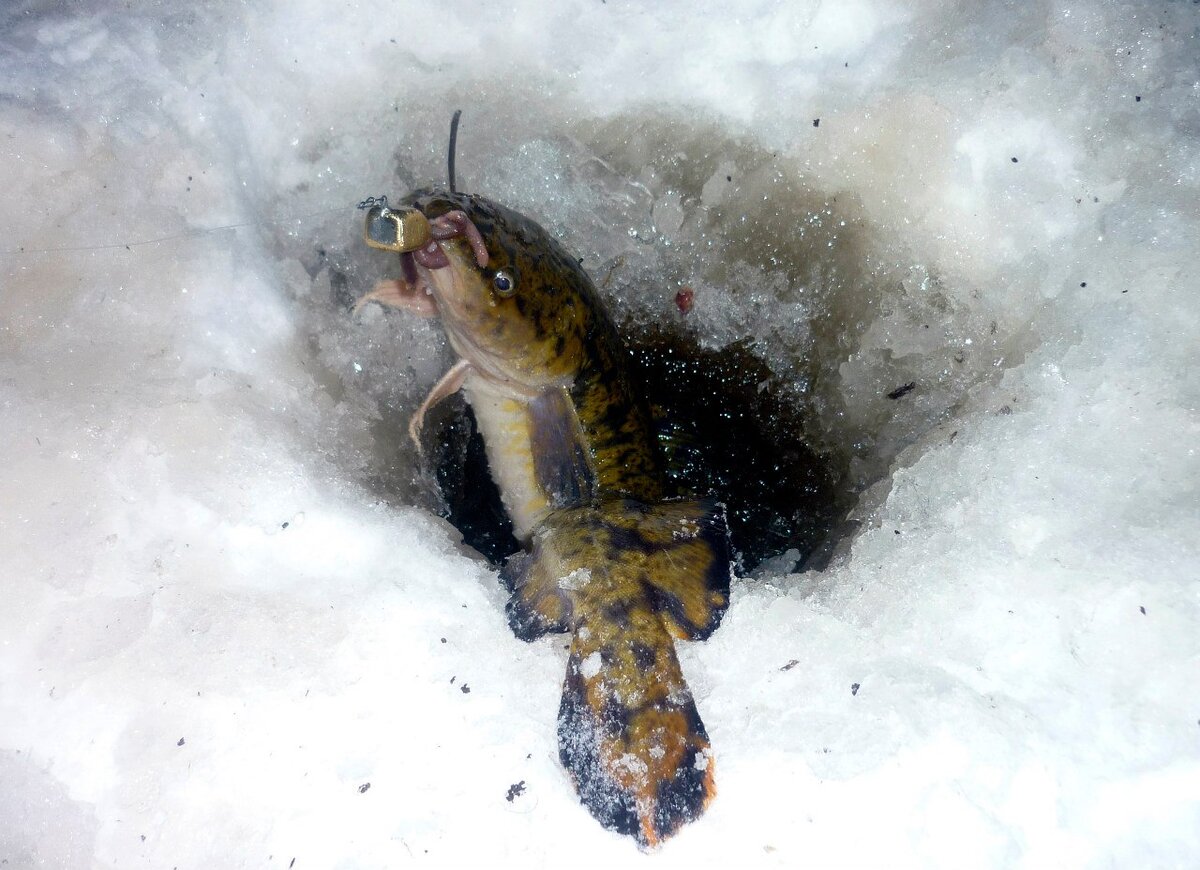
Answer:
[409,359,472,458]
[353,277,437,317]
[529,387,597,509]
[502,546,572,641]
[630,499,732,641]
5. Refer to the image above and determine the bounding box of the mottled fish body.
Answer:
[358,187,731,847]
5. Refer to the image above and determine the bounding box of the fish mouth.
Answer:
[356,203,490,318]
[363,202,488,272]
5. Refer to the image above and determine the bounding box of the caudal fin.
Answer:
[504,498,732,847]
[559,616,716,848]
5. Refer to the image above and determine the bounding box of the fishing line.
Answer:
[0,202,358,259]
[447,108,462,194]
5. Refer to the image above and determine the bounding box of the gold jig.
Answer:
[363,205,432,252]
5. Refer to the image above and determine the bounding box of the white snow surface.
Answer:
[2,1,1198,867]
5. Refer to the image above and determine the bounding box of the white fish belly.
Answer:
[461,374,552,542]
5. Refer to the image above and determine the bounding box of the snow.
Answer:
[1,0,1198,867]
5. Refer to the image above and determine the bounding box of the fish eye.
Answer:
[492,270,516,297]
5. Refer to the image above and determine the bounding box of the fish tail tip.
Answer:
[560,685,716,847]
[625,747,714,849]
[575,757,716,851]
[645,744,717,847]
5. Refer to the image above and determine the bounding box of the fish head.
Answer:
[370,188,597,389]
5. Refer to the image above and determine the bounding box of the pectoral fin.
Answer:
[408,359,472,458]
[353,276,438,317]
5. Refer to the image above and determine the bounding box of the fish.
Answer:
[356,170,732,847]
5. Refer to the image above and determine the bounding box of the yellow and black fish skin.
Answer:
[403,189,664,506]
[360,187,732,847]
[504,497,730,847]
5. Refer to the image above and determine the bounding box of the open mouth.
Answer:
[364,202,489,273]
[357,203,490,317]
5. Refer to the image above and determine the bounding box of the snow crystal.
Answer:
[559,567,593,592]
[579,652,603,681]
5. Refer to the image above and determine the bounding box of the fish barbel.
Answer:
[357,186,732,847]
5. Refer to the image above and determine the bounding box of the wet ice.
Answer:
[1,0,1198,867]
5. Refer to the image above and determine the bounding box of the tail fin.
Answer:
[503,498,732,847]
[559,608,715,848]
